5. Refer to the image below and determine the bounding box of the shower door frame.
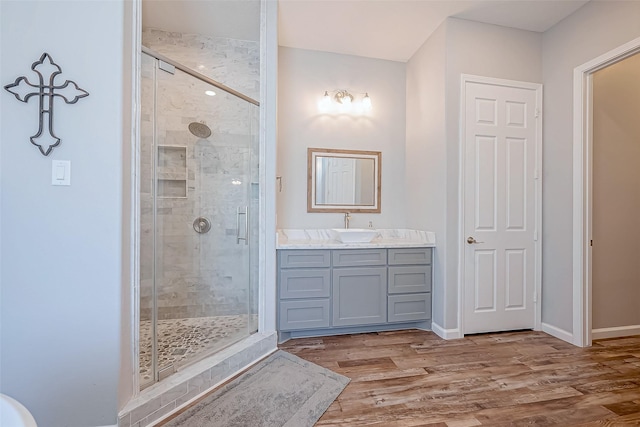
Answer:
[137,46,261,390]
[141,47,259,108]
[123,1,279,417]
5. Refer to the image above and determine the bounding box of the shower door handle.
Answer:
[236,206,248,245]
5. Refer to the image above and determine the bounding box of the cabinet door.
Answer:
[332,267,387,326]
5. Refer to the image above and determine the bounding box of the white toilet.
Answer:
[0,394,37,427]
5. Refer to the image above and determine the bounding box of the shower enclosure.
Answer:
[139,49,259,388]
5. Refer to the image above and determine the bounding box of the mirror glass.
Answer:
[307,148,381,213]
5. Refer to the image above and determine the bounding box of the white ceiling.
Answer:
[278,0,590,62]
[143,0,590,63]
[142,0,261,42]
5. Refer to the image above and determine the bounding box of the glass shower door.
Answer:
[140,52,258,388]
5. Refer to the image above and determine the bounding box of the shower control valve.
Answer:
[193,217,211,234]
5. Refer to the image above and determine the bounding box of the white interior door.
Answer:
[462,76,541,334]
[325,157,356,205]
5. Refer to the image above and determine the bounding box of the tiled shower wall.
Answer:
[143,28,259,100]
[140,29,259,322]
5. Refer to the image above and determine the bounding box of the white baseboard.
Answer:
[541,322,573,344]
[431,321,463,340]
[592,325,640,340]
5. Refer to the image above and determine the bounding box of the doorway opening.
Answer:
[572,36,640,347]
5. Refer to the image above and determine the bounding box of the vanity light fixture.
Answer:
[321,91,332,109]
[334,90,354,105]
[362,93,372,110]
[320,89,372,112]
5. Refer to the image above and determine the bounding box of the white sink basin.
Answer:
[331,228,378,243]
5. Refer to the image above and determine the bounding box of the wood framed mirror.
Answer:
[307,148,381,213]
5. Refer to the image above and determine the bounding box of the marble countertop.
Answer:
[276,229,436,249]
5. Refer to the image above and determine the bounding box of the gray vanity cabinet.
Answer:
[278,250,331,331]
[332,267,387,326]
[332,249,388,326]
[277,247,433,336]
[331,267,387,326]
[387,248,432,323]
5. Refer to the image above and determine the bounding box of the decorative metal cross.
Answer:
[4,52,89,156]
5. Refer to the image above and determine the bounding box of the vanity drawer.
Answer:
[279,299,330,331]
[279,250,331,269]
[388,248,432,265]
[388,265,432,294]
[279,269,331,299]
[332,249,387,267]
[388,293,431,323]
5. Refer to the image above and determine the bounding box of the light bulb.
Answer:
[362,93,372,110]
[342,94,352,105]
[205,90,216,96]
[319,91,332,112]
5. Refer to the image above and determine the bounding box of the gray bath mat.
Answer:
[163,350,349,427]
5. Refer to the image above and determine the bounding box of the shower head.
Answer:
[188,122,212,139]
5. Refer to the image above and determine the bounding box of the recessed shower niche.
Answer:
[157,145,187,198]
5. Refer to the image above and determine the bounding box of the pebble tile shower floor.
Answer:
[139,315,257,383]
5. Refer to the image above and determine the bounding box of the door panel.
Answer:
[475,136,497,231]
[506,137,526,230]
[474,250,496,312]
[505,249,526,309]
[464,79,539,334]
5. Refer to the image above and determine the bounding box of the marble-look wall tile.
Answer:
[118,413,131,427]
[130,398,161,425]
[142,28,259,100]
[160,383,188,406]
[139,29,259,323]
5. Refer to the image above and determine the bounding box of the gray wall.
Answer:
[405,21,448,331]
[276,47,407,230]
[592,53,640,330]
[0,1,129,425]
[542,0,640,334]
[405,18,542,332]
[443,18,542,330]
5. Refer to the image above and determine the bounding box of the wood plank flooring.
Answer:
[279,330,640,426]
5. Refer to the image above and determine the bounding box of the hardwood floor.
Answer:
[279,330,640,426]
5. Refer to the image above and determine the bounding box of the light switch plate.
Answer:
[52,160,71,186]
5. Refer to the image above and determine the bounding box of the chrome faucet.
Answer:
[344,212,351,229]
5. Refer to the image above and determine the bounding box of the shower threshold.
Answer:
[139,314,258,387]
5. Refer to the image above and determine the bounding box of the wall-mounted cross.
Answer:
[4,52,89,156]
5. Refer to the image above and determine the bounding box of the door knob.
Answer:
[467,236,484,244]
